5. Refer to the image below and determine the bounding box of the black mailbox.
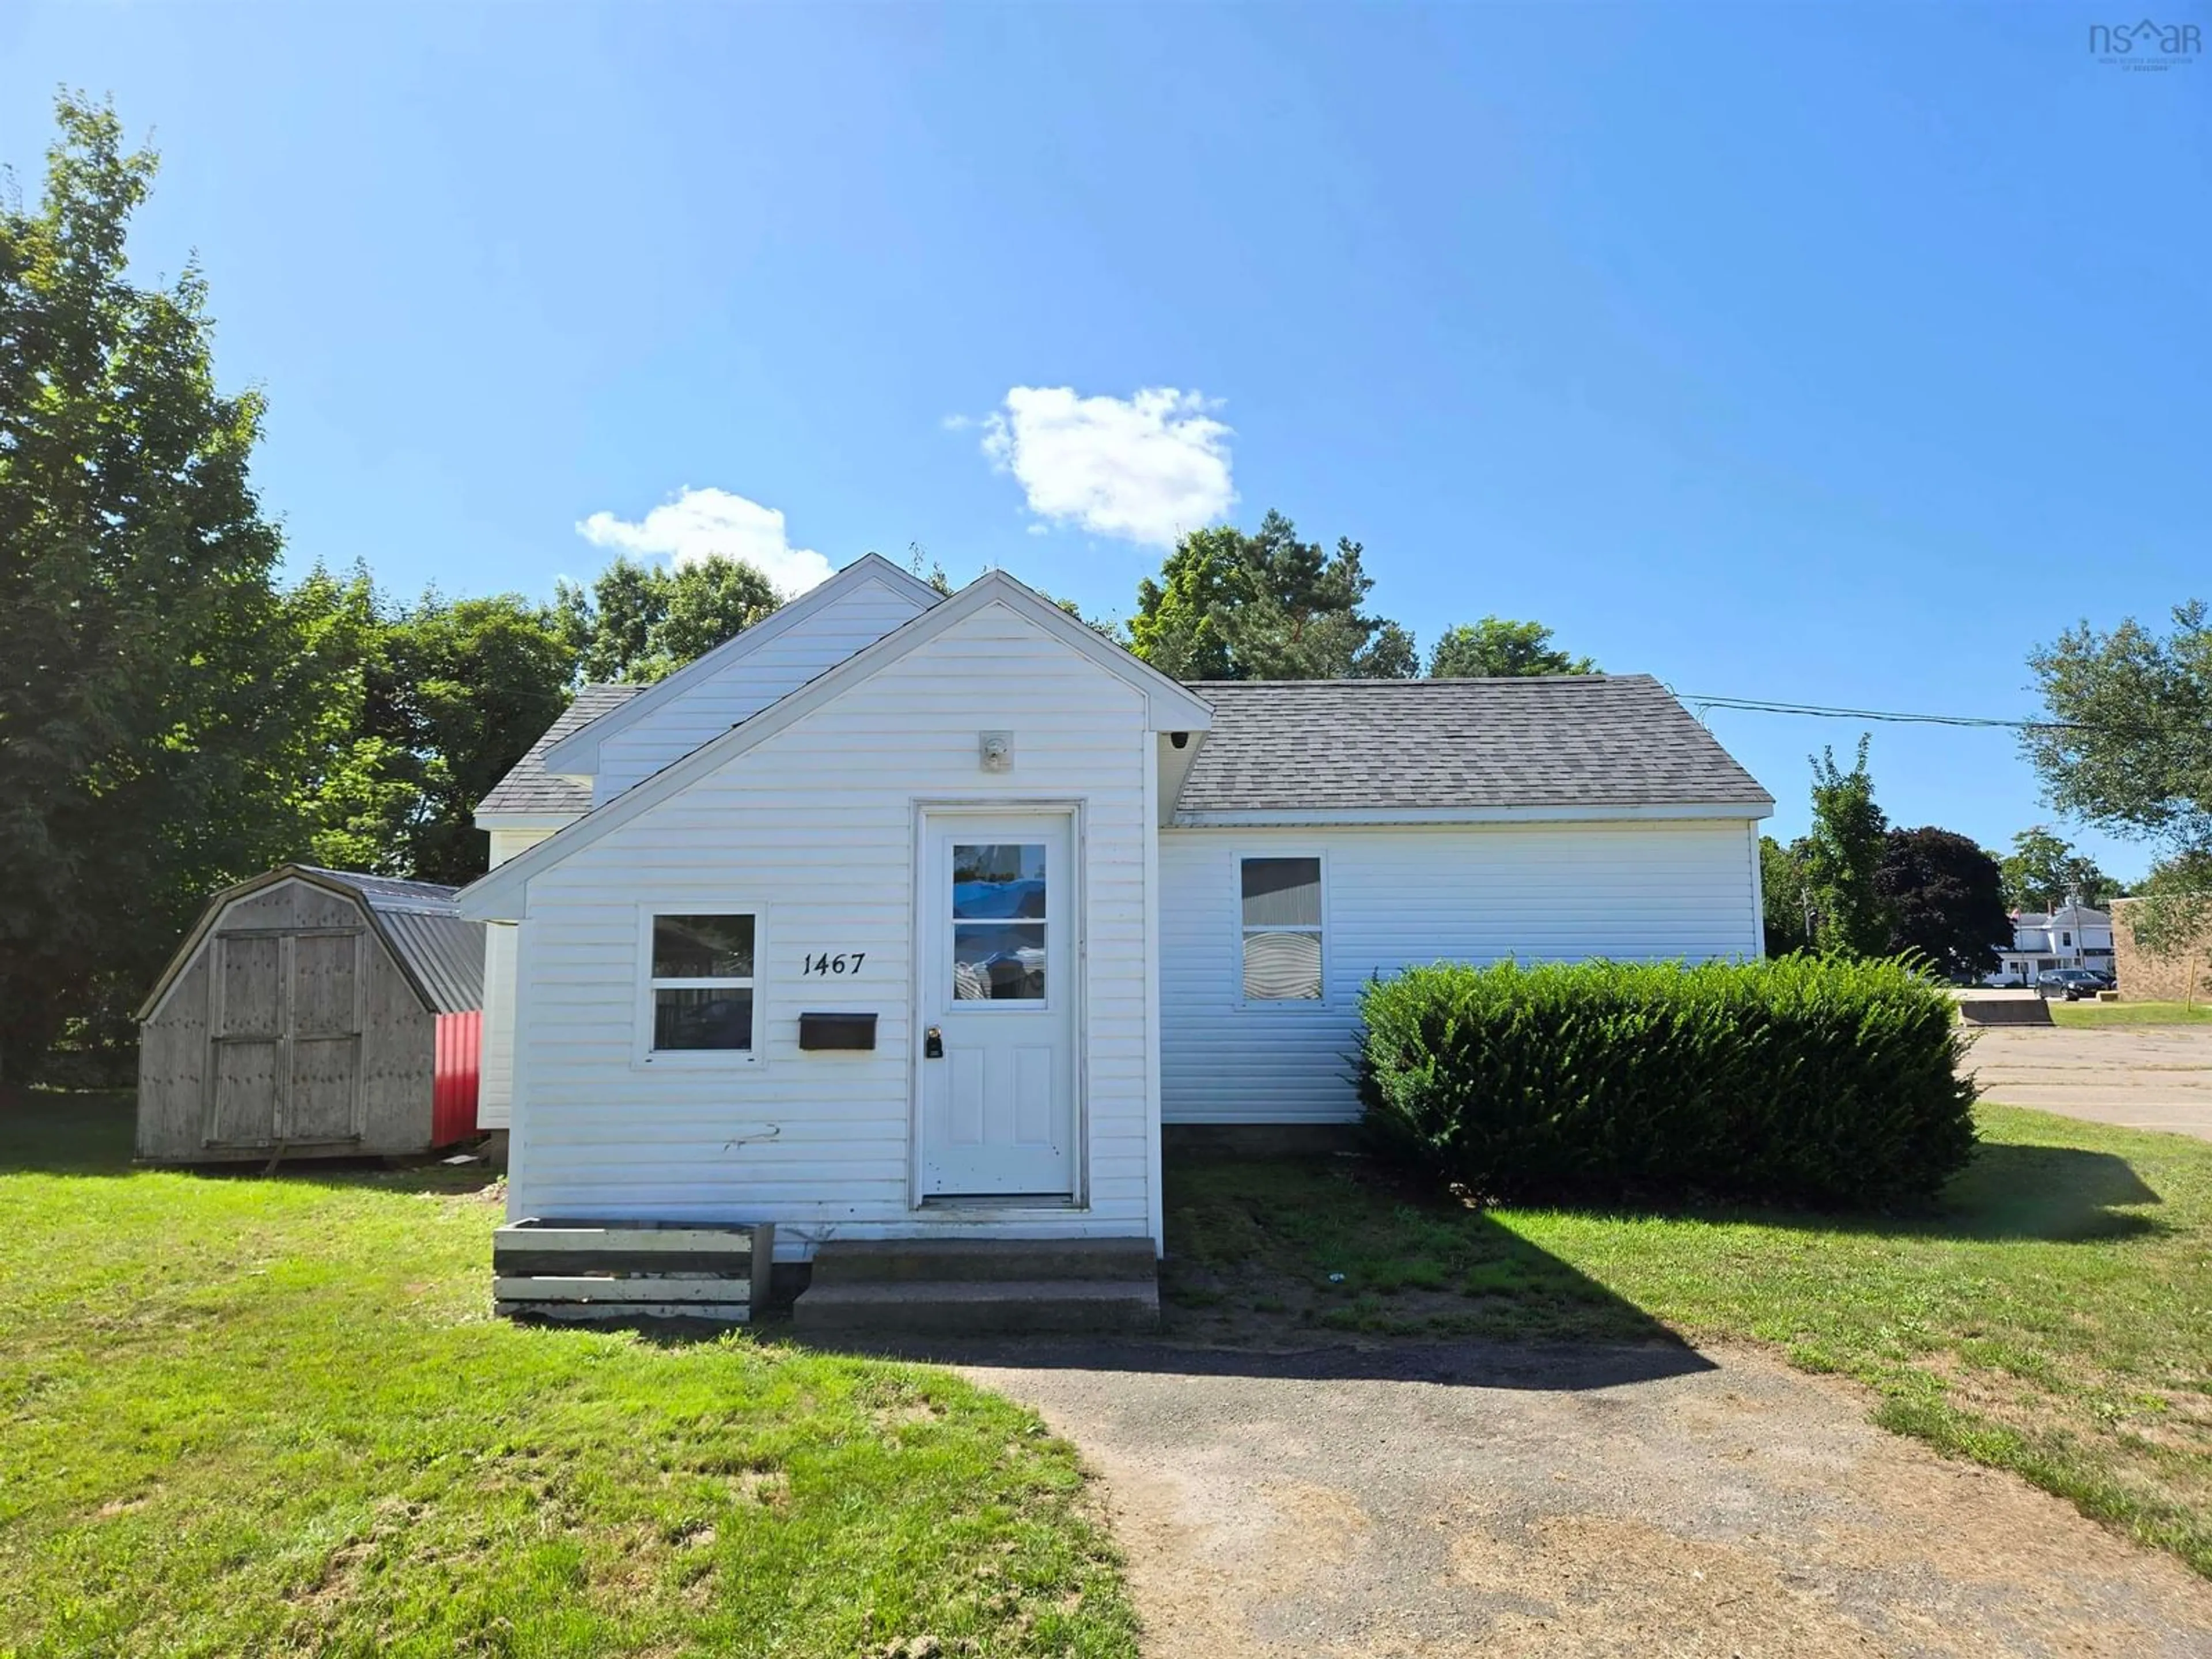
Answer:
[798,1012,877,1052]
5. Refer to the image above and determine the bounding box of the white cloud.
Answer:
[576,487,835,597]
[980,387,1236,548]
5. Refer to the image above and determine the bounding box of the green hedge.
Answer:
[1356,957,1976,1206]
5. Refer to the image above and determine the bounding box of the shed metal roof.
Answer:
[136,865,486,1020]
[287,868,483,1013]
[475,684,643,816]
[1173,676,1774,818]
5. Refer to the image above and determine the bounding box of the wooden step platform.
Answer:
[493,1219,772,1323]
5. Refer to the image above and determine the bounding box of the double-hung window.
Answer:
[645,913,757,1056]
[1240,856,1323,1002]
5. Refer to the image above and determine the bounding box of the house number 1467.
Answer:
[801,952,865,975]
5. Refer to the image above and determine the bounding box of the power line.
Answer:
[1677,693,2080,732]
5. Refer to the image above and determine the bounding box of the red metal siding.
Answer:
[431,1010,482,1146]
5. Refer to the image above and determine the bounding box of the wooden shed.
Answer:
[135,866,486,1164]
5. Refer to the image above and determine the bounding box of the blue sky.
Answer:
[5,3,2206,876]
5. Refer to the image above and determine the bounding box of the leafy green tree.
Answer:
[2123,850,2212,1009]
[0,97,324,1080]
[287,569,577,885]
[1759,835,1812,956]
[1876,826,2013,978]
[556,554,781,684]
[1801,737,1892,957]
[906,542,952,597]
[1427,618,1597,678]
[1130,512,1415,681]
[2026,601,2212,854]
[1999,825,2116,912]
[385,591,577,882]
[1128,525,1241,679]
[2139,849,2212,897]
[282,568,419,876]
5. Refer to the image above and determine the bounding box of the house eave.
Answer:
[537,553,945,775]
[474,809,588,834]
[458,572,1215,925]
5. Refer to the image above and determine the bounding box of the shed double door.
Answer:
[205,930,368,1148]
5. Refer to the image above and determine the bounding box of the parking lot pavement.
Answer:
[1966,1024,2212,1141]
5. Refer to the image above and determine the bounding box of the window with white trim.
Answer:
[647,913,756,1052]
[1240,856,1323,1001]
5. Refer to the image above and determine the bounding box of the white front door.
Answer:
[916,812,1077,1199]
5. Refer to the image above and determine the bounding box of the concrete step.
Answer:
[793,1277,1160,1337]
[808,1236,1157,1285]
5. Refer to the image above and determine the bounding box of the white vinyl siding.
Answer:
[475,825,558,1130]
[507,601,1156,1256]
[1160,819,1766,1124]
[592,577,930,804]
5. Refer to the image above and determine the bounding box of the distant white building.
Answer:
[1987,900,2114,986]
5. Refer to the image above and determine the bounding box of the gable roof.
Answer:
[138,865,485,1021]
[536,551,944,777]
[459,571,1217,921]
[1171,676,1774,823]
[476,683,645,818]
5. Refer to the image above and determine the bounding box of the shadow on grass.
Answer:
[1934,1140,2162,1241]
[1500,1139,2168,1245]
[0,1089,501,1196]
[786,1328,1717,1391]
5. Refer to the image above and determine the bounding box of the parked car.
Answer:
[2038,968,2115,1001]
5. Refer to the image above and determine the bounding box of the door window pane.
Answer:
[1243,931,1323,1001]
[653,914,754,978]
[954,923,1047,1000]
[1241,858,1321,927]
[953,844,1047,919]
[653,987,755,1050]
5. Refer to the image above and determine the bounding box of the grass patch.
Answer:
[0,1092,1137,1658]
[1164,1104,2212,1577]
[2050,999,2212,1027]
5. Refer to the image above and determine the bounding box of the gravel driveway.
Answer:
[948,1337,2212,1658]
[1968,1024,2212,1141]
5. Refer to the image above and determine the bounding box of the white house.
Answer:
[461,555,1774,1271]
[1987,902,2115,986]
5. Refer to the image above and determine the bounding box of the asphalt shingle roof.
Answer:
[475,684,643,816]
[1173,676,1774,816]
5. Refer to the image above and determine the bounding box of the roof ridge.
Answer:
[1184,673,1654,687]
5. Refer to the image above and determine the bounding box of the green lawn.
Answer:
[2050,998,2212,1027]
[0,1093,1135,1659]
[10,1089,2210,1652]
[1165,1103,2212,1578]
